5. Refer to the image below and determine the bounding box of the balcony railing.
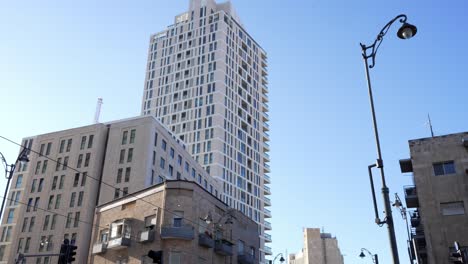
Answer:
[107,236,131,250]
[161,225,195,240]
[214,239,233,256]
[198,233,214,248]
[404,185,419,208]
[92,242,107,254]
[264,208,271,216]
[264,197,271,206]
[263,246,272,255]
[264,221,272,230]
[263,233,272,242]
[264,175,271,183]
[138,230,155,243]
[264,185,271,194]
[238,253,255,264]
[410,211,420,227]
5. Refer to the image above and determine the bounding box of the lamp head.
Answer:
[279,256,285,263]
[359,251,366,258]
[397,23,417,39]
[18,152,29,167]
[203,212,212,224]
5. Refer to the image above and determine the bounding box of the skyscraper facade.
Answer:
[140,0,271,261]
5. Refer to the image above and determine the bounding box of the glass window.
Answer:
[77,191,84,207]
[170,148,175,158]
[441,201,465,216]
[127,148,133,163]
[59,175,65,189]
[51,176,58,190]
[38,178,44,192]
[433,161,456,176]
[81,172,87,186]
[70,192,76,207]
[66,213,72,228]
[51,215,57,230]
[84,153,90,167]
[21,217,28,232]
[43,215,50,230]
[173,211,184,227]
[55,194,61,209]
[74,212,80,227]
[25,237,31,253]
[122,131,128,145]
[29,217,35,232]
[119,149,126,164]
[59,140,65,153]
[66,139,72,152]
[117,169,123,183]
[15,175,23,188]
[46,142,52,155]
[88,135,94,149]
[73,173,80,187]
[130,129,136,144]
[162,140,167,150]
[160,158,165,169]
[125,168,131,182]
[6,209,14,224]
[80,136,86,150]
[41,160,48,174]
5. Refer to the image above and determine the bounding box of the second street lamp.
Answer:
[360,14,417,264]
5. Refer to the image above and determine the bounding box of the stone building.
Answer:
[400,132,468,263]
[0,116,220,263]
[90,180,259,264]
[288,228,344,264]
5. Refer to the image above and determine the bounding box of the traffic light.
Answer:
[58,239,69,264]
[452,242,466,264]
[66,244,78,263]
[148,250,163,264]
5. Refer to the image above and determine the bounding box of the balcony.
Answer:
[264,152,270,162]
[262,92,269,103]
[404,186,419,208]
[263,122,270,131]
[264,221,272,230]
[138,230,155,243]
[198,233,214,248]
[263,246,272,255]
[263,233,272,243]
[161,225,195,240]
[238,254,255,264]
[264,163,271,173]
[92,242,107,254]
[107,236,131,250]
[263,131,270,142]
[264,185,271,195]
[410,211,420,227]
[264,197,271,207]
[264,208,272,218]
[262,112,269,122]
[263,142,270,152]
[264,174,271,184]
[214,239,234,256]
[262,102,269,112]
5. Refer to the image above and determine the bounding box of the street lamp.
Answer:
[360,14,417,264]
[360,248,379,264]
[272,253,285,264]
[0,148,29,221]
[393,193,414,263]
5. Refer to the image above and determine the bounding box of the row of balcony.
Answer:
[264,221,272,230]
[264,185,271,195]
[264,208,272,218]
[264,174,271,184]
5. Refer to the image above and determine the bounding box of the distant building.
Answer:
[0,116,220,263]
[89,180,259,264]
[140,0,272,260]
[400,132,468,263]
[288,228,344,264]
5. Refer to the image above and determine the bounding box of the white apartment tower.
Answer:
[140,0,272,261]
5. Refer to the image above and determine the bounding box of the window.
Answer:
[169,165,173,177]
[114,188,120,199]
[100,229,109,242]
[117,169,123,183]
[130,129,136,144]
[122,131,128,145]
[56,158,62,171]
[35,161,41,174]
[41,160,48,173]
[170,148,175,158]
[15,175,23,188]
[6,209,14,224]
[59,140,65,153]
[25,237,31,253]
[34,198,40,211]
[154,132,158,146]
[51,214,57,230]
[185,162,189,172]
[125,168,131,182]
[88,135,94,148]
[55,194,61,209]
[1,227,11,242]
[27,198,33,212]
[144,215,156,228]
[81,172,87,186]
[73,173,80,187]
[74,212,80,227]
[177,155,182,166]
[43,215,50,230]
[127,148,133,162]
[80,136,86,150]
[46,142,52,155]
[77,154,83,168]
[162,140,167,150]
[31,179,37,193]
[21,217,28,232]
[173,211,183,227]
[62,156,68,170]
[52,176,58,190]
[119,149,126,164]
[59,175,65,189]
[237,240,245,254]
[123,187,128,196]
[0,245,5,261]
[84,153,90,167]
[70,192,76,207]
[66,139,72,152]
[110,220,131,239]
[160,158,165,169]
[433,161,456,176]
[441,201,465,216]
[17,238,24,254]
[66,213,72,228]
[29,217,35,232]
[38,178,44,192]
[77,191,84,206]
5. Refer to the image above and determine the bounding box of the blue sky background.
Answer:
[1,0,468,263]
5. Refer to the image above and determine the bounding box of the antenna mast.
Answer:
[94,98,103,124]
[427,114,434,137]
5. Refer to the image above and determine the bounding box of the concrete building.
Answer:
[288,228,344,264]
[399,132,468,263]
[140,0,271,260]
[90,180,259,264]
[0,116,220,263]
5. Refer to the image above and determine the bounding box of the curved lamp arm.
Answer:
[360,14,408,68]
[272,253,285,263]
[0,148,29,180]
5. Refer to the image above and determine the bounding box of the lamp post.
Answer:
[360,14,417,264]
[0,148,29,221]
[272,253,285,264]
[360,248,379,264]
[393,193,415,263]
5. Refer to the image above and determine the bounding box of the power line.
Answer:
[0,135,222,233]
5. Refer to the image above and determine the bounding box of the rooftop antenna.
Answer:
[427,113,434,137]
[94,98,103,124]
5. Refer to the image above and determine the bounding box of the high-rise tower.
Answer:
[141,0,271,261]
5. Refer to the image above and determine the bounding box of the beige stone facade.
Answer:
[400,132,468,263]
[288,228,344,264]
[0,116,221,263]
[89,180,259,264]
[140,0,272,261]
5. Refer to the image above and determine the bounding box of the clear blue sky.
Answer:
[1,0,467,263]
